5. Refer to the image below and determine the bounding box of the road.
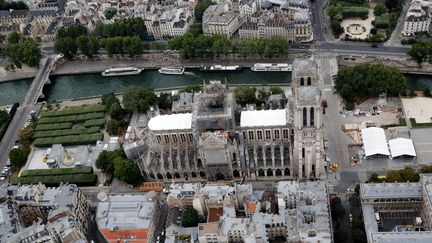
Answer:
[0,58,54,168]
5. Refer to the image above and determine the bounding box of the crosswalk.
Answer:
[315,53,338,59]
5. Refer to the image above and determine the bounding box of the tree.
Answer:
[124,36,143,58]
[335,64,406,102]
[424,88,432,97]
[54,36,77,59]
[0,0,27,10]
[77,36,99,58]
[19,38,41,67]
[106,119,120,135]
[95,149,125,174]
[158,93,172,110]
[109,103,125,120]
[270,87,284,94]
[7,32,21,44]
[352,229,367,243]
[122,86,157,112]
[354,184,360,195]
[9,147,30,169]
[102,93,120,111]
[188,23,203,37]
[385,0,400,10]
[374,4,387,16]
[331,19,344,37]
[399,167,420,182]
[234,86,256,106]
[331,197,345,220]
[182,208,199,227]
[113,157,142,184]
[195,0,215,22]
[104,9,117,19]
[386,170,402,182]
[0,110,9,125]
[369,173,381,183]
[334,228,349,243]
[18,127,34,147]
[408,41,431,66]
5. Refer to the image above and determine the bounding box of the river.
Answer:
[0,70,430,106]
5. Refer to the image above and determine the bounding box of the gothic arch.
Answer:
[200,171,206,178]
[258,169,265,177]
[307,77,311,85]
[157,173,163,180]
[284,168,290,176]
[191,172,197,178]
[300,77,304,86]
[149,173,155,179]
[276,169,282,176]
[166,172,172,179]
[215,173,225,181]
[267,168,273,177]
[183,172,189,179]
[233,170,240,178]
[310,107,314,126]
[174,172,181,179]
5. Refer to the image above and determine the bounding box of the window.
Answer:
[307,77,311,85]
[310,107,314,126]
[274,129,280,139]
[180,133,186,143]
[257,130,263,140]
[265,130,271,140]
[164,134,170,143]
[302,147,305,158]
[283,129,289,139]
[248,130,254,140]
[188,133,193,142]
[300,77,304,86]
[303,108,307,126]
[172,134,178,143]
[156,135,161,143]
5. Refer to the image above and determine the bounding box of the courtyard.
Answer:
[402,97,432,123]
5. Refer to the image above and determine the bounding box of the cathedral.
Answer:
[124,58,325,182]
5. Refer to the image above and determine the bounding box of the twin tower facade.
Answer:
[129,58,325,182]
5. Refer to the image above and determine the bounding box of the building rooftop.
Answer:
[96,194,156,231]
[240,109,287,127]
[371,231,432,243]
[361,127,390,157]
[148,113,192,131]
[360,182,422,199]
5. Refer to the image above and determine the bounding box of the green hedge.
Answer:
[374,14,390,29]
[35,122,73,131]
[21,166,93,177]
[33,133,102,147]
[33,126,100,138]
[84,118,106,127]
[38,112,105,124]
[42,105,106,117]
[342,6,368,18]
[16,173,97,186]
[410,118,432,128]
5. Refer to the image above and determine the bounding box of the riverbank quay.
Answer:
[338,56,432,75]
[0,52,305,82]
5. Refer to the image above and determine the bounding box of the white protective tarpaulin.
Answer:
[389,138,416,158]
[361,127,390,157]
[240,109,287,127]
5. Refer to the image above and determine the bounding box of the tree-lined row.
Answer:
[42,104,106,117]
[38,112,105,124]
[168,34,289,59]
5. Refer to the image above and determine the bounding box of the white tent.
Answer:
[389,138,416,158]
[361,127,390,157]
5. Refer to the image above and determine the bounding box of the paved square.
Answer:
[402,97,432,123]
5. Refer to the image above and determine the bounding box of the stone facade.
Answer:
[127,58,325,182]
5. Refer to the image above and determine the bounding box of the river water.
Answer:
[0,69,430,106]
